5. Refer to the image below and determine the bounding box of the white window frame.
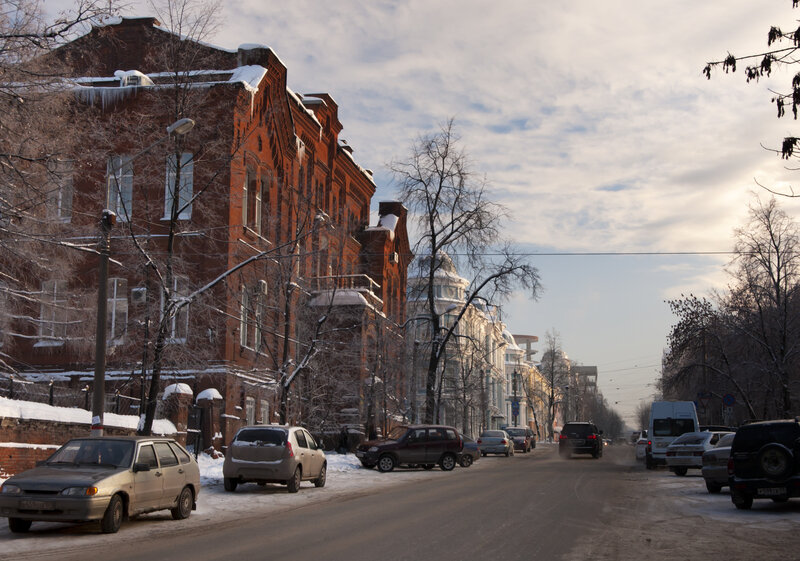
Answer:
[162,276,189,343]
[107,278,128,345]
[38,280,67,345]
[49,159,73,222]
[164,152,193,220]
[245,396,256,425]
[107,155,133,222]
[254,280,267,352]
[239,285,250,348]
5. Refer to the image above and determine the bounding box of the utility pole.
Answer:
[91,209,116,436]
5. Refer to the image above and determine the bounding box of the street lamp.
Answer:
[91,117,196,437]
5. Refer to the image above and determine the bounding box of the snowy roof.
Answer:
[310,290,370,308]
[0,397,176,434]
[162,383,193,400]
[197,388,223,401]
[365,213,399,240]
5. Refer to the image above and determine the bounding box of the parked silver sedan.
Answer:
[0,436,200,534]
[477,430,514,456]
[665,431,733,476]
[223,425,326,493]
[701,432,736,493]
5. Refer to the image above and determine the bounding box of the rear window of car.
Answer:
[671,433,706,445]
[505,428,526,436]
[562,424,592,436]
[716,433,735,447]
[653,418,695,437]
[481,431,505,438]
[235,428,286,445]
[734,423,799,451]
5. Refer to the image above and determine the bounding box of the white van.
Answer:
[646,401,699,469]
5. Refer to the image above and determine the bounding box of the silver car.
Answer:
[0,436,200,534]
[701,432,736,493]
[477,430,514,456]
[223,425,327,493]
[665,431,733,476]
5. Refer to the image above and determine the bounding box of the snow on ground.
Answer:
[0,451,475,557]
[650,469,799,528]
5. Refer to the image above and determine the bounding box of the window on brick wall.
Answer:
[245,396,256,425]
[107,155,133,221]
[162,276,189,343]
[243,168,261,234]
[107,278,128,345]
[38,279,68,345]
[164,153,193,220]
[47,158,73,222]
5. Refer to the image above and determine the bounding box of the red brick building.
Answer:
[2,17,411,449]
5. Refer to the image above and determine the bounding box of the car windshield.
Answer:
[47,439,134,468]
[652,418,695,437]
[505,428,526,436]
[234,428,286,445]
[386,426,409,440]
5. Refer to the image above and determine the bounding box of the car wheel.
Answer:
[377,454,395,473]
[731,488,753,510]
[440,453,456,471]
[8,518,32,533]
[673,467,688,476]
[224,477,238,492]
[705,481,722,494]
[423,464,435,470]
[100,494,124,534]
[757,443,794,481]
[481,451,487,457]
[287,467,302,493]
[459,455,474,468]
[314,463,327,488]
[171,486,193,520]
[645,454,655,470]
[592,450,600,459]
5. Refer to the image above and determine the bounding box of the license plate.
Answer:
[757,487,786,497]
[356,451,365,458]
[20,499,54,510]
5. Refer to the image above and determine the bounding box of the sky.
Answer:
[51,1,800,427]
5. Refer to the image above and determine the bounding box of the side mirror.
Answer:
[133,462,151,473]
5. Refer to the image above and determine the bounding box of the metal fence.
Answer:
[0,377,141,415]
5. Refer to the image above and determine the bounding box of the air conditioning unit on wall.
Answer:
[389,251,399,264]
[131,287,147,305]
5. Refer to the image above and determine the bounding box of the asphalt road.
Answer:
[41,445,633,561]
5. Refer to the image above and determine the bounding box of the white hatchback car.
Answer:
[665,431,733,476]
[223,425,327,493]
[635,430,648,461]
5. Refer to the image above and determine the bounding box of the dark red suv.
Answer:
[356,425,463,472]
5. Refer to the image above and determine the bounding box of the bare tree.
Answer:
[0,1,117,372]
[392,119,540,424]
[539,330,569,441]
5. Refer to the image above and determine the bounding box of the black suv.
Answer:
[356,425,463,472]
[559,422,603,459]
[729,419,800,510]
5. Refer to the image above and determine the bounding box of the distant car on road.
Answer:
[504,427,535,453]
[477,430,514,456]
[223,425,327,493]
[559,422,603,459]
[356,425,463,472]
[458,435,480,467]
[635,430,648,462]
[701,432,736,493]
[665,431,733,476]
[0,436,199,534]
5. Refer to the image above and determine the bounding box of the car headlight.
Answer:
[368,446,379,452]
[0,484,21,495]
[61,486,99,496]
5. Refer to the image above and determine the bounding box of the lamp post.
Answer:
[91,118,195,437]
